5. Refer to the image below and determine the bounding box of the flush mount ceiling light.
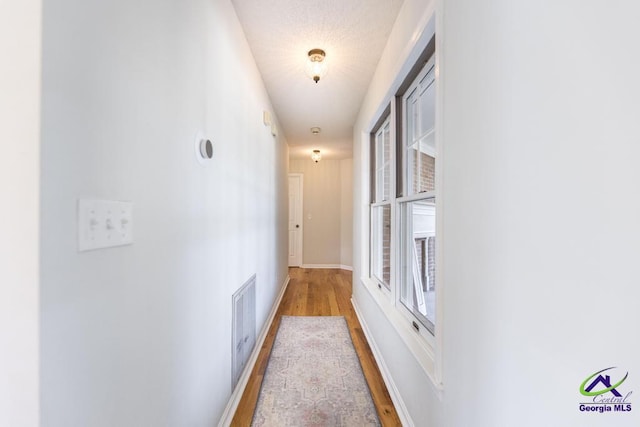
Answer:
[310,126,321,134]
[306,49,327,83]
[311,150,322,163]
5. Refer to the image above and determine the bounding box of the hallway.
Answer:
[5,0,640,425]
[231,268,401,426]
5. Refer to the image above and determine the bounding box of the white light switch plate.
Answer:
[78,199,133,251]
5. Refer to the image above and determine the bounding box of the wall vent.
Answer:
[232,274,256,390]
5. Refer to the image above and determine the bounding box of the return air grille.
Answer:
[232,274,256,390]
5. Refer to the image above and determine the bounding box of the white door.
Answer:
[288,174,303,267]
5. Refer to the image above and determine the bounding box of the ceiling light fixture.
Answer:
[310,127,321,134]
[311,150,322,163]
[306,49,327,83]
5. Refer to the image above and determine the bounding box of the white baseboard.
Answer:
[218,275,290,427]
[351,297,414,427]
[300,264,353,271]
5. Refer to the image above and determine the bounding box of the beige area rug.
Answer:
[251,316,381,427]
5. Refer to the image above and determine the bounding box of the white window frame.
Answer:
[397,56,437,341]
[360,17,442,389]
[370,116,392,291]
[397,197,436,340]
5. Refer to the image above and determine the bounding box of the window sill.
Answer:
[359,276,443,394]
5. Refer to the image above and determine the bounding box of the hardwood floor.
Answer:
[231,268,401,426]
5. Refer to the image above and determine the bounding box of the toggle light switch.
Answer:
[78,199,133,251]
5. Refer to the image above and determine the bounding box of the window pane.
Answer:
[376,166,384,202]
[405,65,435,195]
[383,123,391,200]
[374,120,391,202]
[419,74,435,137]
[400,198,435,332]
[411,151,434,194]
[371,205,391,288]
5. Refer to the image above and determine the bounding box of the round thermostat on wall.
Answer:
[199,139,213,159]
[194,132,214,166]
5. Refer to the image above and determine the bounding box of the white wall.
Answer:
[39,0,288,425]
[340,159,353,268]
[289,158,343,266]
[439,1,640,425]
[354,0,640,426]
[0,1,41,425]
[289,158,353,268]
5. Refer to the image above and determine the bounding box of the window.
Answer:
[399,199,436,332]
[399,57,437,333]
[370,116,391,289]
[364,27,439,384]
[370,38,438,342]
[368,56,437,333]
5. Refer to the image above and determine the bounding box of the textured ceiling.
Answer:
[232,0,404,159]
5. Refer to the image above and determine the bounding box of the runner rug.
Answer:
[251,316,381,426]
